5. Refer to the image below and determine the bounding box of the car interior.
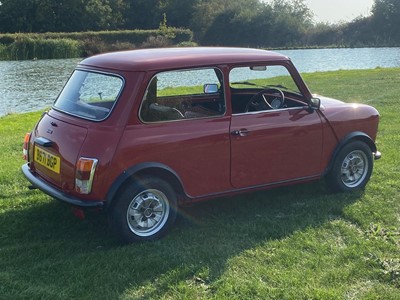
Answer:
[140,76,225,122]
[139,66,309,122]
[230,88,308,114]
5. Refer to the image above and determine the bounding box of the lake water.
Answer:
[1,47,399,117]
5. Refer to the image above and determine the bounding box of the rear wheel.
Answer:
[326,141,373,192]
[109,178,177,243]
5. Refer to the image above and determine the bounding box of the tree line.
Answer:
[0,0,399,47]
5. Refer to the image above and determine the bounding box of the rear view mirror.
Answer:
[250,66,267,71]
[204,84,219,94]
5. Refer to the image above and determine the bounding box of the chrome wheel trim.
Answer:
[340,150,368,188]
[126,189,170,237]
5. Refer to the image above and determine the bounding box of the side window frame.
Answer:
[229,64,308,115]
[139,67,226,123]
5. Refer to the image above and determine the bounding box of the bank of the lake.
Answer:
[1,68,399,299]
[1,47,400,117]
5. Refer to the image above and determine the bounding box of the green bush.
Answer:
[140,35,172,49]
[176,41,199,47]
[0,29,193,47]
[4,37,81,60]
[0,29,193,60]
[0,43,9,60]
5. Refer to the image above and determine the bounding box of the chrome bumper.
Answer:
[21,163,104,208]
[374,151,382,160]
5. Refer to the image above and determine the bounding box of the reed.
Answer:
[0,29,194,60]
[0,37,81,60]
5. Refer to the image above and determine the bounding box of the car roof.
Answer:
[78,47,290,72]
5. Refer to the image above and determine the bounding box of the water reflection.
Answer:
[0,58,81,116]
[1,48,399,117]
[281,47,400,73]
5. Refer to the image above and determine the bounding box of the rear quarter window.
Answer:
[53,70,124,121]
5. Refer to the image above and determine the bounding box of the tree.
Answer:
[0,0,37,32]
[158,0,198,29]
[200,0,272,47]
[84,0,126,30]
[268,0,313,46]
[0,0,126,33]
[123,0,161,29]
[371,0,400,43]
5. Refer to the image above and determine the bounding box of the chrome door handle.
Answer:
[231,129,249,137]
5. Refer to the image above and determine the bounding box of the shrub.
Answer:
[140,35,172,49]
[176,41,199,47]
[81,38,136,56]
[0,43,10,60]
[5,37,81,60]
[0,29,193,60]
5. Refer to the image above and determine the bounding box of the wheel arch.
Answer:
[105,162,187,209]
[324,131,377,175]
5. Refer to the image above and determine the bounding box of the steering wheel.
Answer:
[245,88,285,112]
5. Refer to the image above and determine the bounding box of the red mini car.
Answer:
[22,47,381,242]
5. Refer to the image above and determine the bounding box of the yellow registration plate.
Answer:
[34,146,61,174]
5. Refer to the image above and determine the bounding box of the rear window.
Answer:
[53,70,124,121]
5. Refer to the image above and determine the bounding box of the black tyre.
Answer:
[326,141,373,192]
[109,177,178,243]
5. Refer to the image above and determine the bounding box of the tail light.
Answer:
[75,157,98,194]
[23,133,31,160]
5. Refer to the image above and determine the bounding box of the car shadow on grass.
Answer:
[0,181,364,299]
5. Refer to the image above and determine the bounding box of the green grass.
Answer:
[1,68,399,299]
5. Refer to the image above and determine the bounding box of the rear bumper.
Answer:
[21,163,104,208]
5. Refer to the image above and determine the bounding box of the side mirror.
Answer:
[204,84,219,94]
[309,97,321,111]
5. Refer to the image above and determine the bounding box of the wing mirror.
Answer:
[309,97,321,111]
[204,84,219,94]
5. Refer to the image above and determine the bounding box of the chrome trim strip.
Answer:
[86,157,98,194]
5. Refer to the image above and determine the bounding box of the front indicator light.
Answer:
[75,157,98,194]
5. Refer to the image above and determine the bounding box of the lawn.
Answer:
[0,68,399,299]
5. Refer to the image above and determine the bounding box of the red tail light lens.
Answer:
[75,157,98,194]
[23,133,31,160]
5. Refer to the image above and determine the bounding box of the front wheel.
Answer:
[109,178,178,243]
[326,141,373,192]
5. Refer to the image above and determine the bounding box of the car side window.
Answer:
[140,68,225,122]
[229,65,306,114]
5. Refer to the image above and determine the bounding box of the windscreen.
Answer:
[53,70,124,121]
[230,65,301,95]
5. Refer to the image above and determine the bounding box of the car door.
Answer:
[230,107,323,188]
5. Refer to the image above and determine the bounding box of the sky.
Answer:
[265,0,375,24]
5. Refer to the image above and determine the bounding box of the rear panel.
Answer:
[28,113,88,192]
